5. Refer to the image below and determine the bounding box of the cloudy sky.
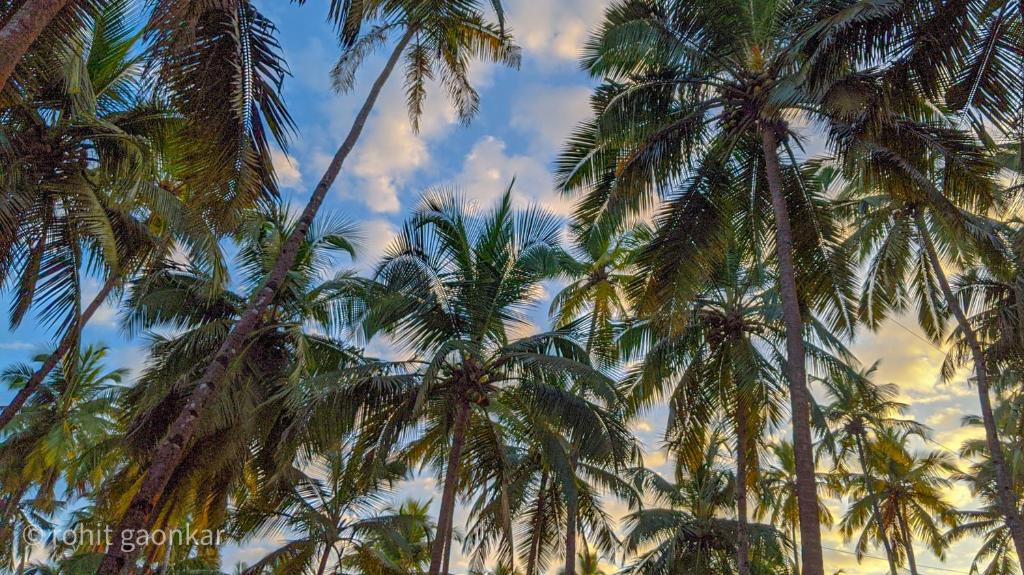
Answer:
[0,1,991,573]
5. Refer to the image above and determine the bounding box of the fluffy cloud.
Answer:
[448,136,574,215]
[506,0,608,63]
[511,84,594,153]
[271,148,303,189]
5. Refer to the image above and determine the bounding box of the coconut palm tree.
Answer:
[345,186,628,575]
[621,432,789,575]
[96,206,360,569]
[818,364,928,575]
[101,4,521,569]
[0,0,196,431]
[754,441,834,575]
[230,439,423,575]
[0,0,95,93]
[342,498,435,574]
[839,428,960,575]
[556,4,871,570]
[835,122,1024,564]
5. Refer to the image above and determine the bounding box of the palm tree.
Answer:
[101,4,520,570]
[818,364,927,575]
[557,4,868,570]
[0,0,85,92]
[621,432,789,575]
[945,397,1024,575]
[836,124,1024,563]
[622,247,817,575]
[839,428,960,575]
[342,499,435,574]
[231,440,422,575]
[549,224,647,575]
[346,186,628,575]
[0,0,195,431]
[97,206,359,569]
[755,441,834,575]
[558,549,608,575]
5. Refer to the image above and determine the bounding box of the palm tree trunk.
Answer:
[915,213,1024,565]
[760,125,824,575]
[526,470,549,575]
[429,398,471,575]
[0,273,117,430]
[95,29,416,575]
[440,527,453,575]
[791,521,800,575]
[854,433,899,575]
[565,451,579,575]
[0,0,69,91]
[735,403,751,575]
[896,506,918,575]
[315,544,332,575]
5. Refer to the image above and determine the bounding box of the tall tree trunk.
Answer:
[526,470,549,575]
[0,273,117,430]
[915,213,1024,565]
[897,507,918,575]
[760,125,824,575]
[0,0,70,91]
[735,402,751,575]
[564,452,579,575]
[429,398,471,575]
[791,522,800,575]
[95,29,415,575]
[854,433,899,575]
[315,543,332,575]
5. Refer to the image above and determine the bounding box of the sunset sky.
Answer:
[0,1,990,573]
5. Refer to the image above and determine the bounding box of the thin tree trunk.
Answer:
[315,543,332,575]
[897,507,918,575]
[526,470,549,575]
[429,398,471,575]
[0,273,117,430]
[791,521,800,575]
[915,213,1024,565]
[0,0,70,91]
[760,125,824,575]
[735,403,751,575]
[440,526,453,575]
[564,453,578,575]
[96,29,415,575]
[855,433,899,575]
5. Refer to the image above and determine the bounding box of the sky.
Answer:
[0,1,996,573]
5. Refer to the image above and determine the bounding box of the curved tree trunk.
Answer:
[915,213,1024,566]
[315,544,332,575]
[735,402,751,575]
[0,273,117,430]
[95,29,416,575]
[429,398,471,575]
[0,0,70,91]
[854,433,899,575]
[760,125,824,575]
[526,470,549,575]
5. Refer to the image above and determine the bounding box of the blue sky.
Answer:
[0,1,995,573]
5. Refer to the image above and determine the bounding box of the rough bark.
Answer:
[760,126,824,575]
[854,433,899,575]
[915,213,1024,566]
[0,0,70,91]
[429,398,471,575]
[897,507,918,575]
[95,29,415,575]
[0,273,117,430]
[735,403,751,575]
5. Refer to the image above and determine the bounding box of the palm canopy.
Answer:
[337,185,634,574]
[97,205,360,566]
[230,438,423,575]
[621,433,790,575]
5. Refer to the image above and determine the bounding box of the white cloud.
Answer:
[355,218,399,270]
[511,84,593,152]
[448,136,574,215]
[271,148,303,189]
[506,0,607,63]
